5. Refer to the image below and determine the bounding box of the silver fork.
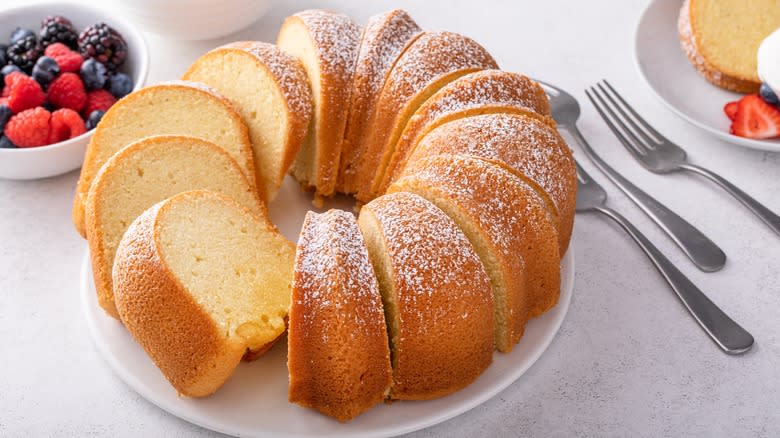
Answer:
[575,160,754,355]
[587,80,780,237]
[536,80,726,272]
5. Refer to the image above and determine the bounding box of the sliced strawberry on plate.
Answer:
[723,101,739,121]
[730,95,780,139]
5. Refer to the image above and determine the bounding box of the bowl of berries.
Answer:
[0,2,148,180]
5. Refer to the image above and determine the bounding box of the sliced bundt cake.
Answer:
[390,154,561,351]
[337,9,422,195]
[73,80,257,237]
[113,190,295,397]
[357,192,494,399]
[85,135,265,318]
[277,9,362,200]
[288,209,392,422]
[355,31,498,202]
[183,41,314,201]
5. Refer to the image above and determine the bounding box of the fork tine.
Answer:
[602,80,664,141]
[595,82,658,148]
[590,85,650,154]
[585,88,648,161]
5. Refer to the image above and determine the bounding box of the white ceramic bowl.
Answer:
[0,2,148,180]
[108,0,273,41]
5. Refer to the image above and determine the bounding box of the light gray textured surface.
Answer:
[2,0,780,436]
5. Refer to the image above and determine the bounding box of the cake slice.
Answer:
[679,0,780,93]
[113,190,295,397]
[378,70,554,194]
[277,10,362,200]
[73,80,257,237]
[402,113,576,256]
[337,9,421,195]
[183,41,314,201]
[389,155,561,352]
[85,135,265,318]
[357,192,494,399]
[288,209,392,422]
[355,31,498,202]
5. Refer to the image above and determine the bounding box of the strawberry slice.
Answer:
[730,95,780,139]
[724,101,739,121]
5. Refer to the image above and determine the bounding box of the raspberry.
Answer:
[5,72,46,113]
[48,72,86,111]
[82,89,116,117]
[44,42,83,73]
[48,108,86,143]
[5,107,51,147]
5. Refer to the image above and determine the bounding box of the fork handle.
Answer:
[568,125,726,272]
[594,206,754,355]
[679,163,780,237]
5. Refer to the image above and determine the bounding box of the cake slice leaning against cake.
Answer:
[337,9,422,195]
[72,80,257,238]
[288,209,392,422]
[357,192,494,400]
[183,41,314,202]
[113,190,295,398]
[402,113,576,256]
[378,70,555,195]
[389,155,561,352]
[277,9,362,200]
[85,135,266,319]
[355,31,498,202]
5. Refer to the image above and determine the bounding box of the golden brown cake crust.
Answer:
[360,192,494,400]
[390,156,560,350]
[678,0,761,94]
[112,194,245,398]
[288,210,392,422]
[277,9,362,198]
[72,81,257,238]
[337,9,422,195]
[404,113,576,256]
[379,70,555,195]
[356,31,499,202]
[183,41,313,201]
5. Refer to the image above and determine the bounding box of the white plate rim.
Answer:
[633,0,780,153]
[81,245,574,438]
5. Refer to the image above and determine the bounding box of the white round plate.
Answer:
[634,0,780,152]
[80,177,574,438]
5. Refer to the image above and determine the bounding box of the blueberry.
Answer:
[32,56,59,87]
[107,73,132,98]
[759,83,780,106]
[0,135,16,149]
[0,104,11,135]
[10,27,35,45]
[86,110,105,130]
[80,59,108,90]
[0,64,21,85]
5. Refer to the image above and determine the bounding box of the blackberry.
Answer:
[7,35,41,73]
[78,23,127,71]
[40,15,78,49]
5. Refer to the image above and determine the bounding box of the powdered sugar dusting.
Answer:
[293,10,362,83]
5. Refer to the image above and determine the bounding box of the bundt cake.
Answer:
[401,113,576,256]
[389,154,561,351]
[277,10,362,200]
[337,9,422,195]
[73,80,257,237]
[113,190,295,397]
[678,0,780,93]
[85,135,265,318]
[356,31,499,202]
[357,192,494,399]
[288,209,392,422]
[183,41,314,201]
[378,70,554,195]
